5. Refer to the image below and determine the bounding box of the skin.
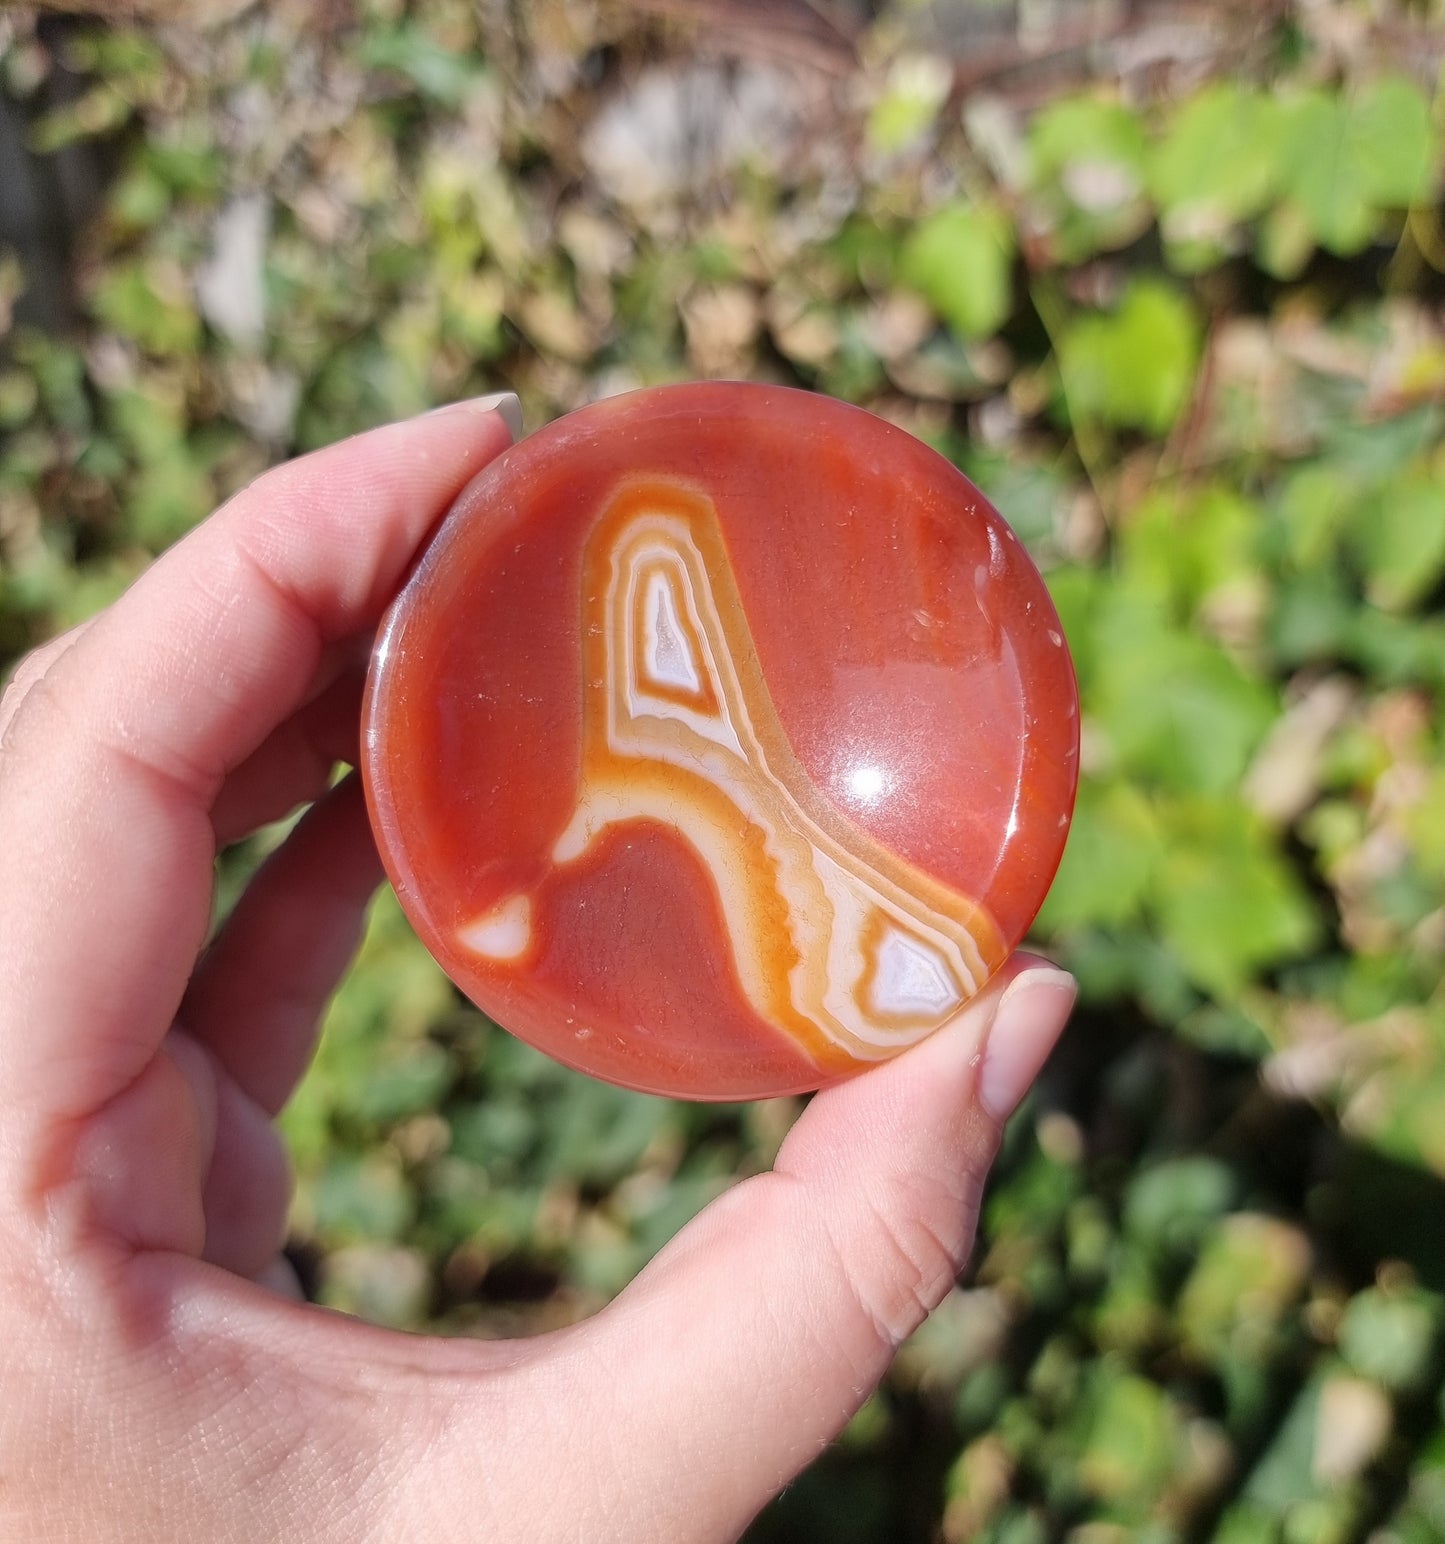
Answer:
[0,399,1077,1543]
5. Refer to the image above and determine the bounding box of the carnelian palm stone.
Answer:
[362,383,1079,1101]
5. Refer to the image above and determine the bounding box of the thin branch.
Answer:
[618,0,858,74]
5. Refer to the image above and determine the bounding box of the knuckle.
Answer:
[840,1164,991,1352]
[2,643,57,717]
[0,628,88,758]
[0,646,70,762]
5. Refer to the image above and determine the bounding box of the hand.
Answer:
[0,398,1076,1543]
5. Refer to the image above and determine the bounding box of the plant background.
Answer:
[5,1,1445,1538]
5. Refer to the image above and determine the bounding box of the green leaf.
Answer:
[1370,1071,1445,1175]
[0,369,38,430]
[960,450,1071,548]
[1241,1371,1349,1516]
[1123,1157,1238,1255]
[144,136,225,197]
[866,54,952,155]
[1338,1287,1440,1393]
[1150,82,1286,265]
[129,454,215,548]
[538,1078,672,1186]
[1090,587,1276,795]
[1177,1001,1273,1058]
[88,260,200,356]
[1331,404,1442,484]
[1030,95,1146,199]
[1276,463,1360,571]
[1282,93,1375,255]
[1405,767,1445,885]
[1066,930,1201,1026]
[1036,778,1160,932]
[51,556,148,631]
[349,1042,453,1125]
[360,21,483,108]
[1213,1506,1285,1544]
[1086,1254,1166,1357]
[1074,1365,1180,1504]
[1058,280,1200,435]
[28,81,133,152]
[1178,1213,1311,1365]
[1120,485,1264,619]
[1270,570,1357,667]
[1350,472,1445,612]
[1349,604,1445,687]
[63,25,168,83]
[899,202,1015,342]
[15,335,91,433]
[1350,75,1439,206]
[1257,196,1318,279]
[1042,565,1102,687]
[1028,94,1150,260]
[108,165,171,231]
[1282,78,1437,256]
[1155,798,1320,997]
[312,1153,416,1243]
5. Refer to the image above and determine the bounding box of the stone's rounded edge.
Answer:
[359,598,409,911]
[524,1033,854,1104]
[360,419,542,937]
[361,382,1081,1101]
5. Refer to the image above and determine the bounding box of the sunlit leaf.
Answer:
[1154,798,1320,998]
[867,54,952,155]
[1089,587,1276,794]
[1035,777,1159,932]
[1058,280,1200,434]
[1151,82,1286,267]
[1281,78,1437,256]
[1028,93,1151,259]
[88,260,200,356]
[1338,1287,1440,1393]
[1074,1366,1180,1504]
[1350,472,1445,612]
[900,202,1015,342]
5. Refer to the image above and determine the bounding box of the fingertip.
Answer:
[976,965,1077,1123]
[184,770,382,1116]
[778,956,1075,1200]
[793,955,1066,1122]
[461,391,523,441]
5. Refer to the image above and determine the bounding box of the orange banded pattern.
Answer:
[459,481,1007,1070]
[363,381,1080,1099]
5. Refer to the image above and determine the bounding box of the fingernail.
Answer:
[978,968,1077,1121]
[426,391,523,441]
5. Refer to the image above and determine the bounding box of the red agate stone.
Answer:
[362,383,1078,1100]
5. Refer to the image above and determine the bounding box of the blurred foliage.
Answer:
[5,0,1445,1537]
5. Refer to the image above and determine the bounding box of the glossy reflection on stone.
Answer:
[363,383,1079,1100]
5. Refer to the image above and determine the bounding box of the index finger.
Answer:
[0,396,518,1161]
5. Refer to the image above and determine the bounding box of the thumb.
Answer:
[486,955,1075,1542]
